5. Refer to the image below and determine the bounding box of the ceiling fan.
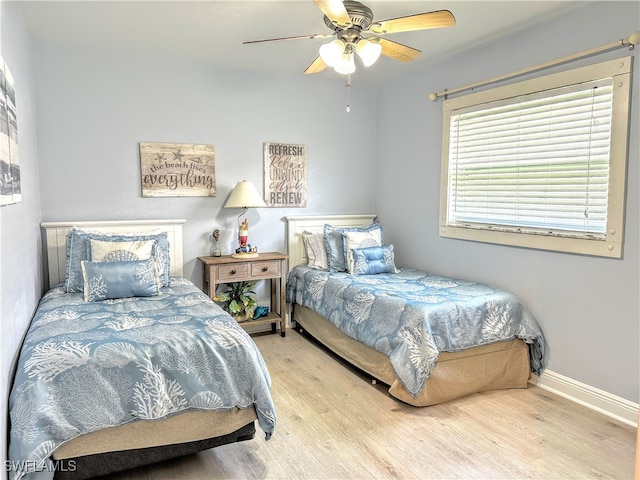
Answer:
[243,0,456,75]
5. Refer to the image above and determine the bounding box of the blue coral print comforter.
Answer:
[287,265,544,397]
[8,276,276,480]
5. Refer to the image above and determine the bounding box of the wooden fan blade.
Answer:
[375,37,421,63]
[314,0,352,27]
[368,10,455,35]
[244,33,332,44]
[304,56,327,74]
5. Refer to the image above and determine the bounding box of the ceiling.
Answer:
[16,0,582,84]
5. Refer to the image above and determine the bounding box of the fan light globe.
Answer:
[319,39,346,67]
[334,53,356,74]
[355,39,382,67]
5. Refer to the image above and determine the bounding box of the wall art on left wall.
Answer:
[139,142,216,197]
[0,56,21,206]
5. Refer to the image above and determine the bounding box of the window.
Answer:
[439,57,632,258]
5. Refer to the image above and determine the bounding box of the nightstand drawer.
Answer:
[217,263,250,282]
[250,261,281,278]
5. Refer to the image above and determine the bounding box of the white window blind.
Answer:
[448,79,613,239]
[439,57,632,258]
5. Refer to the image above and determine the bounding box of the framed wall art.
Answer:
[263,142,307,208]
[139,142,215,197]
[1,55,21,206]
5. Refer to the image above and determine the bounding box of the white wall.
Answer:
[0,1,42,472]
[375,1,639,403]
[33,44,378,285]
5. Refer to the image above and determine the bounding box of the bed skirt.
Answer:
[52,407,257,479]
[292,304,531,406]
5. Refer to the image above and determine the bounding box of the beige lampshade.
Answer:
[224,181,267,209]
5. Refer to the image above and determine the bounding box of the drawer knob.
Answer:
[230,269,236,275]
[262,266,268,272]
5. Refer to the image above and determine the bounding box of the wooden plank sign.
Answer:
[140,142,215,197]
[263,142,307,207]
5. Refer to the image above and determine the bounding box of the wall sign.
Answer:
[263,142,307,207]
[139,142,215,197]
[1,56,21,206]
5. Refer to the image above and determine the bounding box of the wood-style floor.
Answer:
[105,329,637,480]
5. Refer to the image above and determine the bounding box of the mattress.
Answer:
[52,407,258,459]
[293,303,531,406]
[50,409,258,479]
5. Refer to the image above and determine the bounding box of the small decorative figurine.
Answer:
[232,217,258,258]
[211,229,221,257]
[239,219,249,247]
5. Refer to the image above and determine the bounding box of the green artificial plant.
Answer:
[213,281,258,320]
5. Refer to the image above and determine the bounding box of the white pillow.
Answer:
[89,239,155,262]
[302,231,328,270]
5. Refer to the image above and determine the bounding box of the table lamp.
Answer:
[224,180,267,258]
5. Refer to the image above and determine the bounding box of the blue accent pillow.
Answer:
[65,229,171,292]
[81,258,160,302]
[351,245,397,275]
[324,223,383,272]
[343,230,384,273]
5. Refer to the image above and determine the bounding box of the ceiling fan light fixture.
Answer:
[319,39,346,67]
[333,52,356,75]
[355,38,382,67]
[245,2,456,78]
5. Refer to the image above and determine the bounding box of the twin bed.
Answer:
[8,220,276,480]
[284,214,545,407]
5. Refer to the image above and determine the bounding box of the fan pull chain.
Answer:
[345,73,352,112]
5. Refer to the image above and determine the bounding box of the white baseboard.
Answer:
[532,369,638,428]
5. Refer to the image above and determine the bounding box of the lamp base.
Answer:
[231,252,259,259]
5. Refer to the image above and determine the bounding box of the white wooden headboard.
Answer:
[284,214,377,270]
[41,219,186,288]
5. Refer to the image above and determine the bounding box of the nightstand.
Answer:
[198,252,289,337]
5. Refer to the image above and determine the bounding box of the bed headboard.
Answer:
[41,219,186,288]
[284,214,377,271]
